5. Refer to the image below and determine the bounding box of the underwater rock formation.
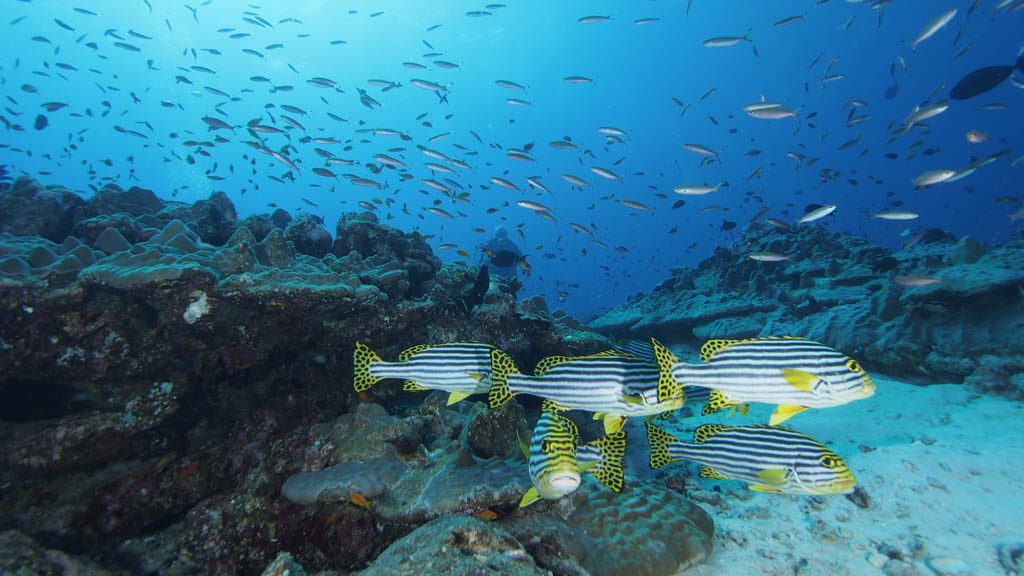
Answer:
[0,177,621,575]
[590,222,1024,397]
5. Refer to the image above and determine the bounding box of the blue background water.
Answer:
[2,0,1020,319]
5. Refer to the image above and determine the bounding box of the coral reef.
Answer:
[0,176,649,575]
[590,222,1024,397]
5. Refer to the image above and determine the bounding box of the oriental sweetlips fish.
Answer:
[660,337,875,425]
[353,341,498,405]
[646,422,856,495]
[519,409,626,507]
[488,348,684,434]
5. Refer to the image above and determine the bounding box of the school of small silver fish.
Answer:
[2,2,1022,313]
[356,336,874,502]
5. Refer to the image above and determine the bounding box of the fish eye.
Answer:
[819,455,841,468]
[846,359,861,373]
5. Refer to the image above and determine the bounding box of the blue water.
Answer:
[1,0,1021,319]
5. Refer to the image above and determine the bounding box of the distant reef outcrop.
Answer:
[590,221,1024,398]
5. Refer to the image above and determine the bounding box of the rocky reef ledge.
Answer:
[1,176,671,575]
[590,222,1024,397]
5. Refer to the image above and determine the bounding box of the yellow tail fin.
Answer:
[487,349,520,409]
[645,422,677,470]
[353,341,383,392]
[587,429,627,492]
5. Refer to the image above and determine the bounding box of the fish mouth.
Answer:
[860,376,877,397]
[548,473,581,493]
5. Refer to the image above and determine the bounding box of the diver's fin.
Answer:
[699,466,729,480]
[645,422,677,470]
[446,391,473,405]
[403,380,428,392]
[693,424,728,444]
[586,430,626,492]
[782,368,817,392]
[353,341,384,392]
[519,487,541,508]
[770,404,807,425]
[487,349,520,409]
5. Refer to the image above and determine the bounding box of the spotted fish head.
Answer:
[822,356,876,403]
[787,347,876,405]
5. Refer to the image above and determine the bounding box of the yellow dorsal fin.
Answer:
[769,404,807,426]
[699,466,729,480]
[782,368,818,392]
[519,487,541,508]
[701,389,735,416]
[699,338,746,362]
[693,424,728,444]
[602,414,626,435]
[403,380,428,391]
[398,343,433,362]
[559,413,581,445]
[650,338,682,403]
[542,399,569,413]
[534,355,571,376]
[644,422,677,470]
[586,430,626,492]
[446,391,473,405]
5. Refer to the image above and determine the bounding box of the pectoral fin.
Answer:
[519,487,541,508]
[782,368,818,392]
[757,469,788,486]
[770,404,807,425]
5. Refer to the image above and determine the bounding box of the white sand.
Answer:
[663,376,1024,576]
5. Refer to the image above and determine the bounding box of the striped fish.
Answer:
[646,422,856,495]
[519,409,626,507]
[489,349,684,434]
[353,341,494,405]
[659,337,875,425]
[615,340,714,410]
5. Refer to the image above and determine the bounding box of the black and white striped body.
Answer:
[508,352,682,417]
[369,342,494,394]
[648,423,856,495]
[670,337,875,409]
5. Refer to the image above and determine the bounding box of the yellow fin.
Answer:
[586,430,626,492]
[398,344,433,362]
[446,391,473,405]
[782,368,818,392]
[699,338,746,362]
[603,414,626,435]
[403,380,428,392]
[749,484,783,493]
[487,349,520,409]
[701,390,735,416]
[757,469,788,486]
[519,487,541,508]
[534,355,571,377]
[353,342,384,392]
[726,403,750,418]
[542,399,569,412]
[465,372,485,382]
[650,338,683,403]
[645,422,677,470]
[699,466,729,480]
[769,404,807,425]
[517,430,529,461]
[693,424,728,444]
[622,393,645,405]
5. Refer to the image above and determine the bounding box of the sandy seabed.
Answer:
[669,376,1024,576]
